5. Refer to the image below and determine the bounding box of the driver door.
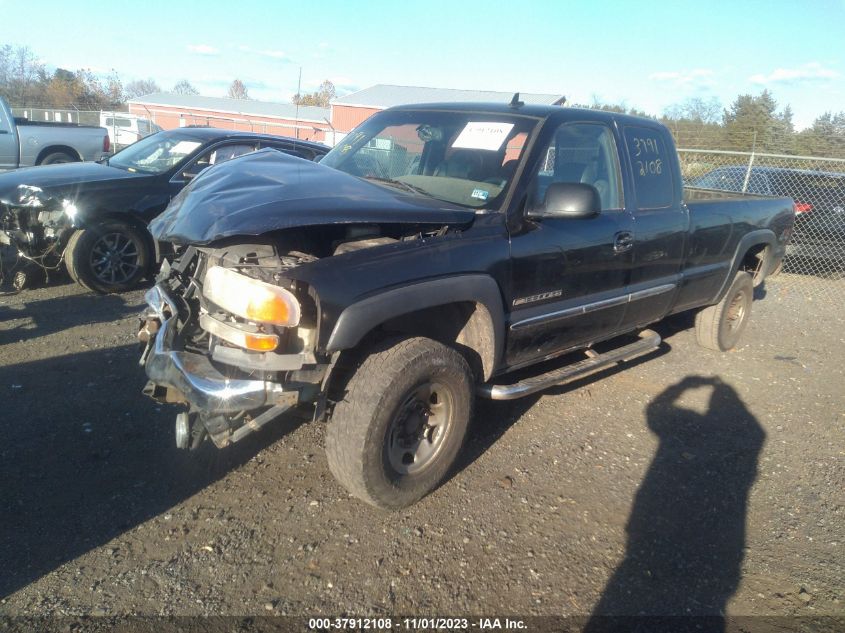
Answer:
[505,122,634,369]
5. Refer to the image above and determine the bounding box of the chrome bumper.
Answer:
[141,284,296,414]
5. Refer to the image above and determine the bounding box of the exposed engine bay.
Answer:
[0,186,74,288]
[138,222,451,449]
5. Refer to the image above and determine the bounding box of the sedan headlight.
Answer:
[203,266,301,327]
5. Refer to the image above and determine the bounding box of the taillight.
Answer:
[103,134,110,153]
[794,201,813,214]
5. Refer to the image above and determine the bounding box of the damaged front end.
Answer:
[138,243,326,449]
[0,185,77,286]
[137,148,474,449]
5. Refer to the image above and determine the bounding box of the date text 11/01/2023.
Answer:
[307,617,527,630]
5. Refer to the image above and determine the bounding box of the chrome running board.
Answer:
[478,330,661,401]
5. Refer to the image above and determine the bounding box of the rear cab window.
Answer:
[623,126,675,209]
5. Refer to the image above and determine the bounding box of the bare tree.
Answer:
[227,79,249,100]
[0,44,11,94]
[664,97,722,124]
[104,71,124,107]
[172,79,198,95]
[125,78,161,99]
[3,45,44,105]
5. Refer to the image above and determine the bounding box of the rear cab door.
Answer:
[619,123,688,327]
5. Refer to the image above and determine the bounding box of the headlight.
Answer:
[203,266,301,327]
[199,313,279,352]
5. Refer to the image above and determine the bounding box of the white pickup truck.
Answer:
[0,97,111,170]
[100,111,163,150]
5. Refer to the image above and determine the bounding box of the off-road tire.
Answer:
[39,151,77,165]
[64,221,150,294]
[325,336,474,510]
[695,271,753,352]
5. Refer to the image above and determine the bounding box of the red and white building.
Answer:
[128,93,331,143]
[128,85,566,146]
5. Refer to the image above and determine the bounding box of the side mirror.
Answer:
[527,182,601,219]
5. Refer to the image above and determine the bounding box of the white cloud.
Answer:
[749,62,839,85]
[261,49,289,60]
[649,69,714,86]
[237,45,293,62]
[187,44,218,55]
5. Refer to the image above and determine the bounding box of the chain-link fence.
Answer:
[679,149,845,302]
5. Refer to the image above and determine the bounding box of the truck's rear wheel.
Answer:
[39,151,77,165]
[325,336,474,510]
[64,221,150,293]
[695,271,753,352]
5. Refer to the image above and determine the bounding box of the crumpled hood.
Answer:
[149,148,476,245]
[0,162,144,205]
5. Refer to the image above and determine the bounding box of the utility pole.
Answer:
[294,66,301,139]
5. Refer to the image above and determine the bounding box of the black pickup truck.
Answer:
[138,101,795,509]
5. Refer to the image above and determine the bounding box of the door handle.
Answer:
[613,231,634,253]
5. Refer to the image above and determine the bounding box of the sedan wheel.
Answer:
[89,232,141,286]
[65,221,151,294]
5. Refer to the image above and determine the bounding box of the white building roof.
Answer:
[332,84,565,109]
[128,93,330,123]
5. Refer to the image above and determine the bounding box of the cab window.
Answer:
[529,123,622,211]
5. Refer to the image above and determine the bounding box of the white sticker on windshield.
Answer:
[169,141,202,156]
[453,122,514,151]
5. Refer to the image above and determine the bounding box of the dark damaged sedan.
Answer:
[0,128,327,293]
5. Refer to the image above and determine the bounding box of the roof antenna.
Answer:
[509,92,524,108]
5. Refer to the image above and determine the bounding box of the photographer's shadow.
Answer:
[586,376,765,632]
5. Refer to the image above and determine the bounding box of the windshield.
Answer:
[108,133,204,175]
[321,110,538,209]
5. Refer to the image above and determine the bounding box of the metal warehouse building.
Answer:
[128,85,565,146]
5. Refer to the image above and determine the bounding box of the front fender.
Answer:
[326,274,505,377]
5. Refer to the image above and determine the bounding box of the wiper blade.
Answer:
[363,176,431,197]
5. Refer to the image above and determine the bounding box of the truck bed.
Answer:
[683,186,778,203]
[14,118,104,130]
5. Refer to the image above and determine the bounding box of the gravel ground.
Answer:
[0,274,842,624]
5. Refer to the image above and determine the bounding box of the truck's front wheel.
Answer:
[326,336,474,510]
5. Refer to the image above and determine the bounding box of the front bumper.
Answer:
[141,284,298,414]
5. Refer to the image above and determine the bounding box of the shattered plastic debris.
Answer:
[16,184,45,207]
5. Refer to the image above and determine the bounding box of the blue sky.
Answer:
[3,0,844,129]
